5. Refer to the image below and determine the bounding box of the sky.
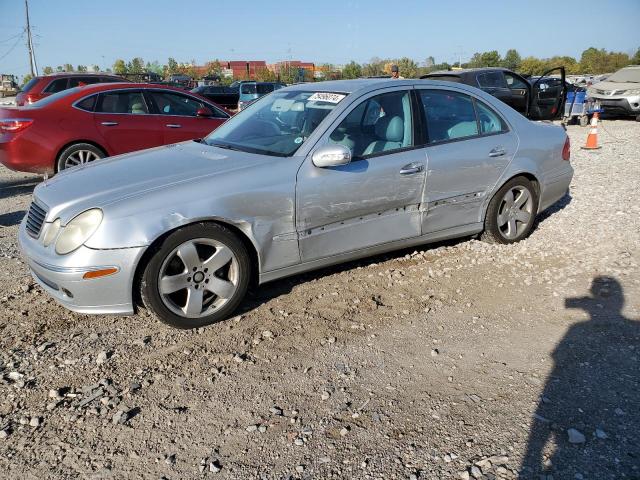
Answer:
[1,0,639,79]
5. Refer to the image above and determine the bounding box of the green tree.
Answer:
[579,47,608,73]
[146,60,163,75]
[362,57,387,77]
[76,65,87,72]
[480,51,502,67]
[22,74,33,87]
[502,49,522,71]
[396,57,418,78]
[92,65,100,72]
[63,63,74,72]
[255,67,277,82]
[127,57,145,74]
[56,65,64,72]
[342,60,362,79]
[467,53,483,68]
[42,66,54,75]
[166,57,179,76]
[632,48,640,65]
[113,59,127,74]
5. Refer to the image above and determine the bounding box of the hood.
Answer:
[34,141,268,222]
[591,80,640,93]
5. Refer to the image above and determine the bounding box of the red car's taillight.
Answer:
[562,136,570,161]
[0,119,34,133]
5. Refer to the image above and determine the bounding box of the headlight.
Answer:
[42,219,61,247]
[55,209,103,255]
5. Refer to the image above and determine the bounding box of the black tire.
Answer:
[481,177,538,244]
[579,115,589,127]
[56,143,105,172]
[635,114,640,122]
[140,223,251,329]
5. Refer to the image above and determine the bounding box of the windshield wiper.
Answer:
[206,141,245,152]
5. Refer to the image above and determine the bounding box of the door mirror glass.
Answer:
[312,144,352,168]
[196,106,213,117]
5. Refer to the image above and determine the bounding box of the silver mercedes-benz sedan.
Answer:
[18,79,573,328]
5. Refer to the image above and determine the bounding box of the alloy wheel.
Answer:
[64,149,101,168]
[497,185,534,240]
[158,238,239,318]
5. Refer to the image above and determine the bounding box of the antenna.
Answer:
[25,0,38,76]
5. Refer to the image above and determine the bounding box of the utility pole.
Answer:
[25,0,38,76]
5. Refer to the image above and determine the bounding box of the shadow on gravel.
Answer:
[0,210,26,227]
[521,276,640,479]
[0,177,40,200]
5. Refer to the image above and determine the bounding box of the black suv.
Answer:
[421,67,566,121]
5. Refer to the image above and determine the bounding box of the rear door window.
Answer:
[96,90,149,114]
[477,72,507,89]
[44,78,69,93]
[419,90,479,143]
[475,100,508,134]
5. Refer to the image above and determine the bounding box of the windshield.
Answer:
[204,90,347,157]
[606,68,640,83]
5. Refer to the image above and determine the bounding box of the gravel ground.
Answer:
[0,120,638,480]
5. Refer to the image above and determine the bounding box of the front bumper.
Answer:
[18,219,145,315]
[590,94,640,116]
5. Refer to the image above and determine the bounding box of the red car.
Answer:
[0,83,230,174]
[15,72,126,106]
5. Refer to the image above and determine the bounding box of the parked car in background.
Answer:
[421,67,566,120]
[587,65,640,121]
[191,85,240,110]
[1,83,229,174]
[17,79,572,328]
[1,74,20,98]
[15,72,126,106]
[238,81,286,110]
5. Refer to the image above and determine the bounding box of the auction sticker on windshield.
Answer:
[308,92,346,103]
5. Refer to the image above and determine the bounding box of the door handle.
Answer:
[399,163,424,175]
[166,124,182,128]
[489,147,506,157]
[101,121,118,126]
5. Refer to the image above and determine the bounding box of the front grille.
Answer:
[25,201,47,238]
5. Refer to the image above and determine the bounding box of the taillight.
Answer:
[0,119,34,133]
[562,136,570,161]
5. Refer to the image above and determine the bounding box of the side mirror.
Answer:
[312,144,352,168]
[196,107,213,117]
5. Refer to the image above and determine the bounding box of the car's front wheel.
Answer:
[481,177,538,244]
[140,223,251,329]
[56,143,105,172]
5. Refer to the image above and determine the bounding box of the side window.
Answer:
[419,90,478,143]
[149,91,207,116]
[504,73,528,89]
[329,90,413,158]
[256,84,275,94]
[44,78,68,93]
[477,72,506,89]
[96,91,149,114]
[68,77,101,88]
[75,95,97,112]
[475,100,507,135]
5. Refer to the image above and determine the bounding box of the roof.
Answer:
[43,72,123,78]
[283,78,418,94]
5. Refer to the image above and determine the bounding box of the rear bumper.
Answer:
[540,165,573,212]
[18,219,144,315]
[0,132,55,174]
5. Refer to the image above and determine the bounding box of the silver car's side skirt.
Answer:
[258,222,484,284]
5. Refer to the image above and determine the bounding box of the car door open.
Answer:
[529,67,567,120]
[296,89,426,263]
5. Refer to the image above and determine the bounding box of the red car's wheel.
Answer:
[56,143,105,172]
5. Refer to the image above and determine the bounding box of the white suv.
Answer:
[587,65,640,121]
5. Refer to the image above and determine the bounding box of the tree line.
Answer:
[23,46,640,86]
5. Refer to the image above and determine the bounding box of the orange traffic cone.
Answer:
[581,112,601,150]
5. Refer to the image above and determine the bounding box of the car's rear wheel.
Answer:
[481,177,538,244]
[140,223,251,329]
[56,143,105,172]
